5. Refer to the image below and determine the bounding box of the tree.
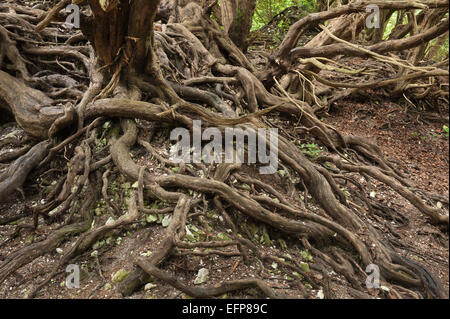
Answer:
[0,0,448,299]
[227,0,257,52]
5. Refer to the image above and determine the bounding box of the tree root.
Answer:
[0,141,48,202]
[0,0,448,300]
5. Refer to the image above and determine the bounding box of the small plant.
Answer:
[412,129,444,140]
[299,143,322,158]
[443,125,449,137]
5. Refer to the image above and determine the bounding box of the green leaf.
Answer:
[217,232,232,241]
[292,271,303,279]
[99,0,109,11]
[161,215,171,227]
[111,269,130,283]
[300,250,313,262]
[300,262,310,273]
[25,234,34,244]
[278,238,288,251]
[260,225,272,245]
[146,214,158,223]
[93,240,105,250]
[184,226,197,242]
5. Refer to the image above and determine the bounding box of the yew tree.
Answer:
[0,0,448,298]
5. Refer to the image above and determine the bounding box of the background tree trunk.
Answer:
[228,0,257,52]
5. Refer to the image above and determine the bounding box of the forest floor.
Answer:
[0,0,448,299]
[0,84,448,299]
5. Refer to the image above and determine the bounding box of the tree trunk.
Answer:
[228,0,256,52]
[85,0,160,75]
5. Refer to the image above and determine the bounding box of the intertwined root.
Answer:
[0,0,448,299]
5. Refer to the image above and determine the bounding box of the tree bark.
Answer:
[228,0,256,52]
[85,0,160,74]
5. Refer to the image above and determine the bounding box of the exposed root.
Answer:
[0,0,448,300]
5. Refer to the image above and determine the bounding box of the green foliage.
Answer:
[299,143,322,158]
[382,12,448,61]
[184,224,206,243]
[251,0,317,32]
[412,127,449,141]
[300,249,313,261]
[434,36,449,61]
[431,14,449,61]
[443,125,449,138]
[383,12,398,40]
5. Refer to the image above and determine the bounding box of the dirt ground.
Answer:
[325,95,449,294]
